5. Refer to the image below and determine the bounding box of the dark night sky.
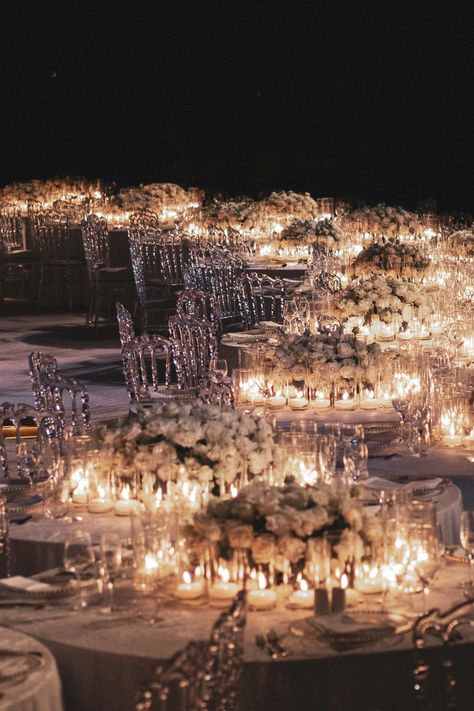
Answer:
[0,1,472,212]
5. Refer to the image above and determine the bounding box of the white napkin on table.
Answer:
[0,575,53,593]
[310,612,397,638]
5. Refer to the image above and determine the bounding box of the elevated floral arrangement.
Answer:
[96,400,275,486]
[261,327,380,388]
[184,479,368,569]
[202,197,257,233]
[343,204,419,238]
[335,275,433,333]
[448,230,474,259]
[259,191,319,224]
[352,237,431,278]
[115,183,202,216]
[279,218,343,251]
[0,177,102,213]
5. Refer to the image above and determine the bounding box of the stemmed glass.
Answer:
[392,393,412,444]
[342,441,369,482]
[100,533,123,611]
[460,511,474,590]
[64,530,95,610]
[208,358,228,381]
[412,529,442,614]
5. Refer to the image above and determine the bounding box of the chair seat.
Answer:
[99,266,133,282]
[42,258,84,267]
[0,249,39,263]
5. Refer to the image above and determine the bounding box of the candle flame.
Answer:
[221,568,230,584]
[98,485,106,498]
[340,573,348,590]
[120,484,130,501]
[230,485,238,498]
[342,391,349,401]
[300,579,309,592]
[144,553,158,572]
[183,571,191,584]
[258,571,267,590]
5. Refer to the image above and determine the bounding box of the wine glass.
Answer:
[412,529,442,613]
[100,533,123,611]
[64,530,95,610]
[340,424,365,445]
[342,441,369,482]
[208,358,228,381]
[392,393,412,444]
[460,511,474,590]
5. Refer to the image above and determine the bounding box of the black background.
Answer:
[1,1,472,212]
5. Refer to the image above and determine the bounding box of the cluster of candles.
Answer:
[439,408,474,447]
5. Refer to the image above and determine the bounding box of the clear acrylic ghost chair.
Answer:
[0,209,39,309]
[29,351,91,438]
[121,337,173,404]
[176,289,221,336]
[0,402,59,481]
[32,208,83,311]
[412,598,474,710]
[136,591,247,711]
[198,379,235,408]
[237,271,286,329]
[116,301,138,350]
[81,214,133,326]
[168,315,218,390]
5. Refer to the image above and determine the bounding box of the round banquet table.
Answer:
[0,561,473,711]
[0,627,63,711]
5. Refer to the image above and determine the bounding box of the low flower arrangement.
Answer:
[97,400,276,485]
[184,479,369,569]
[335,275,433,332]
[261,327,380,388]
[279,218,343,251]
[352,238,430,278]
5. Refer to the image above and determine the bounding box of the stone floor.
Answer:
[0,312,130,422]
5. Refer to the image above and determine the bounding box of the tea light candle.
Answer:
[335,395,355,411]
[209,569,240,601]
[288,397,309,410]
[249,393,264,405]
[360,391,378,410]
[175,571,205,600]
[88,488,114,513]
[267,396,287,409]
[288,579,313,608]
[248,572,277,610]
[72,489,88,505]
[312,398,331,410]
[354,566,385,594]
[114,499,143,516]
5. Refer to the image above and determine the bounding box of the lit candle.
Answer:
[311,391,331,410]
[175,570,205,600]
[114,484,143,516]
[288,391,309,410]
[267,395,287,409]
[335,391,355,411]
[360,390,378,410]
[288,578,313,609]
[248,572,277,610]
[354,565,385,594]
[88,486,114,514]
[209,568,240,603]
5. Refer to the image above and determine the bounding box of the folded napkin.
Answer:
[310,612,397,638]
[363,476,442,491]
[256,321,282,329]
[0,576,53,593]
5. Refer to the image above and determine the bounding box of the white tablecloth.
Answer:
[0,627,63,711]
[0,562,472,711]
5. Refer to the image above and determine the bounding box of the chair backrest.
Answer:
[412,598,474,709]
[168,315,217,390]
[237,271,286,328]
[129,209,161,232]
[198,379,235,408]
[183,249,244,320]
[121,336,173,402]
[0,211,23,252]
[176,289,221,335]
[81,214,110,286]
[115,302,137,349]
[0,402,59,480]
[32,209,72,259]
[128,230,163,309]
[136,591,246,711]
[29,351,91,437]
[156,232,186,287]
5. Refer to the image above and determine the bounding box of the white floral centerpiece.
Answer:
[448,230,474,259]
[343,204,419,238]
[184,479,368,570]
[335,275,433,333]
[96,400,276,487]
[116,182,202,218]
[278,218,343,251]
[262,327,379,390]
[352,237,431,278]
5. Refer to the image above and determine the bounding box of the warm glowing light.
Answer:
[340,573,348,590]
[144,553,159,572]
[120,484,131,500]
[183,571,192,584]
[258,571,267,590]
[300,578,309,592]
[221,568,230,584]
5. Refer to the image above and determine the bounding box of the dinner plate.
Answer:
[0,568,80,600]
[0,650,45,682]
[306,609,412,646]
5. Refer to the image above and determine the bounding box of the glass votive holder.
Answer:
[247,570,277,611]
